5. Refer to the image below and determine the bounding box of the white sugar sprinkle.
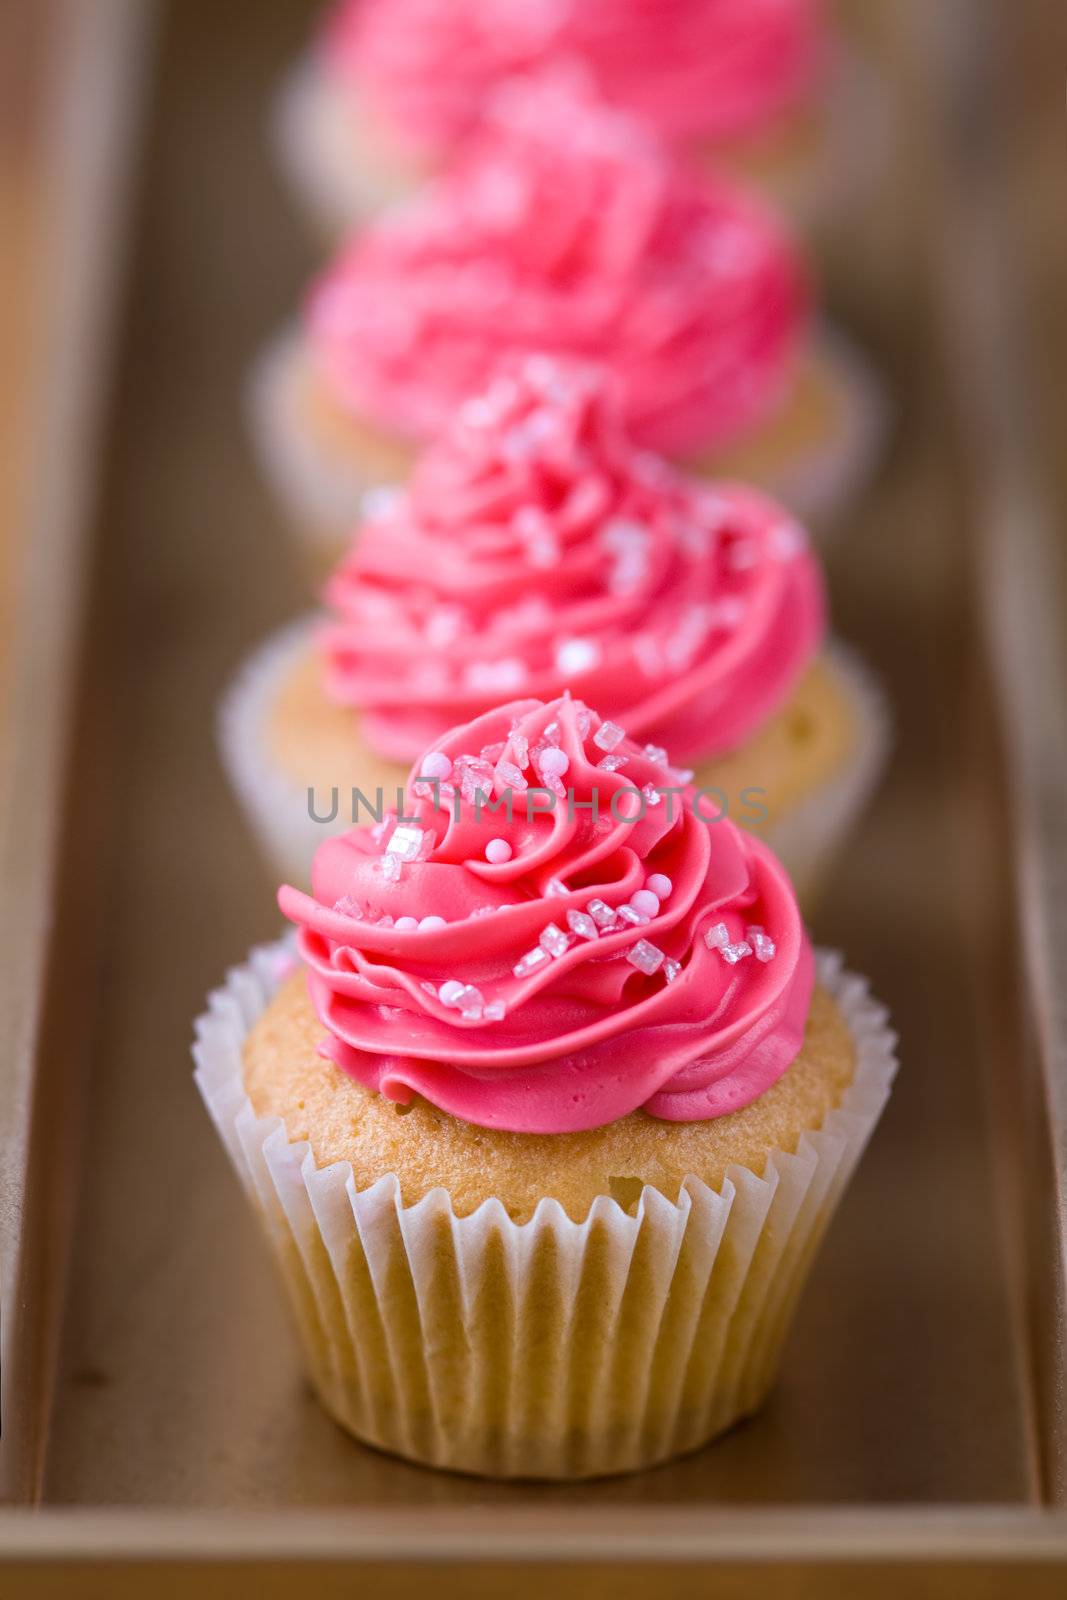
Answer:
[513,946,551,978]
[593,720,625,752]
[626,939,665,975]
[587,898,617,928]
[566,909,598,941]
[539,922,572,958]
[704,922,730,950]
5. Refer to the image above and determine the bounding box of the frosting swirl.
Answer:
[326,0,824,155]
[320,358,825,763]
[306,71,808,457]
[279,696,814,1132]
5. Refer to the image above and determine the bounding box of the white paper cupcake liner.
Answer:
[272,52,415,241]
[246,327,391,577]
[218,622,888,901]
[218,616,331,886]
[764,43,893,237]
[763,640,891,905]
[193,941,896,1479]
[763,321,890,539]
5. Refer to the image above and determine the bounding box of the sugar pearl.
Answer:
[394,916,419,930]
[646,873,672,900]
[418,915,446,931]
[537,748,570,779]
[485,838,513,864]
[438,980,465,1006]
[629,889,660,918]
[420,751,452,780]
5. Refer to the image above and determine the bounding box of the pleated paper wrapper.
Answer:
[217,622,889,902]
[193,941,897,1480]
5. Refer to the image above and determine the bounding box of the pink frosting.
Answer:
[325,0,825,155]
[306,71,808,458]
[320,358,825,764]
[279,695,814,1133]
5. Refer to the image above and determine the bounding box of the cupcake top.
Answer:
[324,0,825,156]
[306,70,808,457]
[279,694,814,1133]
[320,358,825,764]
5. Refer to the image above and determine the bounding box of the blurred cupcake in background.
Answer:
[253,71,886,573]
[275,0,888,239]
[196,692,898,1479]
[227,360,887,896]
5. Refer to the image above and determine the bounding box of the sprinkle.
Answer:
[629,889,660,918]
[587,898,617,928]
[394,916,418,930]
[362,485,401,519]
[566,909,598,941]
[642,784,663,806]
[438,980,466,1007]
[483,1000,506,1021]
[386,824,431,863]
[626,939,665,975]
[539,922,572,958]
[378,853,403,883]
[597,753,628,772]
[424,608,465,647]
[555,638,600,675]
[480,742,506,764]
[513,946,551,978]
[670,767,695,784]
[663,957,682,983]
[332,895,363,918]
[646,873,672,899]
[704,922,730,950]
[593,720,625,752]
[545,877,569,897]
[747,925,777,963]
[720,941,753,965]
[464,659,526,693]
[418,915,447,932]
[643,744,669,766]
[537,748,569,780]
[485,838,513,864]
[420,751,452,780]
[770,519,807,560]
[453,754,495,803]
[617,903,649,926]
[495,760,528,792]
[509,729,530,769]
[455,984,486,1019]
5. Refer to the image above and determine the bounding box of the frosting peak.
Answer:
[320,357,825,763]
[327,0,825,154]
[279,696,814,1133]
[306,71,808,456]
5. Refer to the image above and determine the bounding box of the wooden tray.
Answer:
[2,0,1067,1590]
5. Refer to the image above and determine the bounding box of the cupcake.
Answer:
[195,693,897,1479]
[275,0,887,240]
[253,71,885,575]
[227,360,887,896]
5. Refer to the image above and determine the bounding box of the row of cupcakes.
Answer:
[252,63,887,576]
[276,0,890,239]
[193,3,899,1483]
[226,357,888,901]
